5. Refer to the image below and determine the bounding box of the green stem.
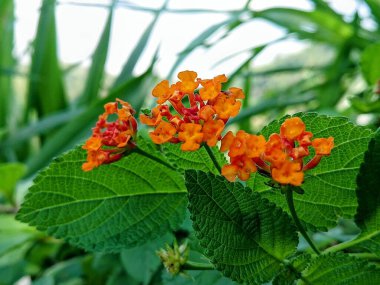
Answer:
[133,147,176,171]
[182,260,214,270]
[349,253,380,261]
[203,144,221,174]
[324,234,373,253]
[285,186,321,255]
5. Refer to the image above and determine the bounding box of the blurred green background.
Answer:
[0,0,380,284]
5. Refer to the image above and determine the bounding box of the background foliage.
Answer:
[1,0,380,284]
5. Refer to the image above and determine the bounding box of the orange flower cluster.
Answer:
[221,117,334,186]
[82,99,137,171]
[140,70,245,151]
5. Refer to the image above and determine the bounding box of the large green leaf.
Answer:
[186,170,298,284]
[17,143,187,252]
[26,0,66,118]
[248,113,373,230]
[353,128,380,255]
[299,253,380,284]
[361,42,380,85]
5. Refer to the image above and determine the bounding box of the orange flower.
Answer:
[228,130,248,158]
[228,87,245,99]
[152,80,175,104]
[220,117,334,187]
[139,106,162,126]
[220,131,234,152]
[178,70,198,94]
[199,105,215,121]
[245,135,266,158]
[82,99,137,171]
[178,123,203,151]
[83,136,102,151]
[312,137,334,155]
[213,93,242,120]
[150,121,177,144]
[280,117,306,141]
[272,161,304,186]
[222,156,257,182]
[142,71,245,151]
[202,119,224,147]
[198,74,228,101]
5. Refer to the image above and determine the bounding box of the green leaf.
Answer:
[26,0,66,118]
[17,143,187,252]
[121,234,172,285]
[186,170,298,284]
[0,163,26,202]
[253,8,353,45]
[354,128,380,255]
[299,253,380,284]
[273,253,311,285]
[162,144,225,175]
[0,0,14,129]
[364,0,380,27]
[361,42,380,85]
[248,113,373,230]
[77,1,115,105]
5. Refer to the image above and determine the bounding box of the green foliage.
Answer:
[16,144,187,252]
[354,128,380,255]
[299,253,380,284]
[0,163,25,202]
[361,42,380,85]
[0,0,14,129]
[121,234,173,285]
[77,1,115,106]
[27,0,66,118]
[186,170,298,284]
[248,113,373,230]
[163,144,225,175]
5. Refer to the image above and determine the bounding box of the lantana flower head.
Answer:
[220,117,334,186]
[82,99,137,171]
[140,70,245,151]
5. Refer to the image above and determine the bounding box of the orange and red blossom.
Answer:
[220,117,334,187]
[82,99,137,171]
[140,70,245,151]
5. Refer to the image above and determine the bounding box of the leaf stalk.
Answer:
[285,186,321,255]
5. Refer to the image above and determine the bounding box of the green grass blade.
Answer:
[26,0,66,119]
[364,0,380,25]
[253,8,354,45]
[0,0,15,129]
[112,1,167,88]
[77,0,116,105]
[168,17,238,77]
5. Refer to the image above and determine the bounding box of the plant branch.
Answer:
[285,186,321,255]
[203,144,221,174]
[182,260,214,270]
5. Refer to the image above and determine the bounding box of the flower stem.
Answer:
[133,147,176,171]
[285,186,320,255]
[203,144,221,174]
[182,260,214,270]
